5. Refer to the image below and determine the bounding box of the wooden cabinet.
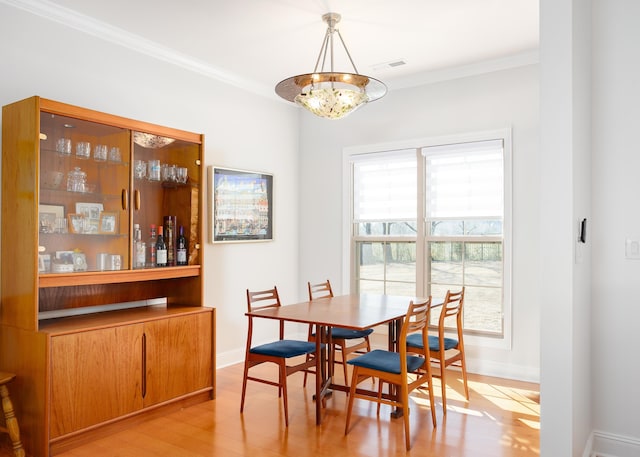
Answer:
[0,96,214,457]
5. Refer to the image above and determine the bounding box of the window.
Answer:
[347,131,511,343]
[352,150,417,296]
[424,140,505,335]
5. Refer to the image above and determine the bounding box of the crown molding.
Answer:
[1,0,276,99]
[387,49,540,90]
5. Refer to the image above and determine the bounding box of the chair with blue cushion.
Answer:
[344,297,436,450]
[240,286,318,426]
[406,287,469,414]
[303,280,374,387]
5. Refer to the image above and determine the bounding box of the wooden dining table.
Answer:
[245,293,436,425]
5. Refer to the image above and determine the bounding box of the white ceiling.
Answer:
[27,0,539,99]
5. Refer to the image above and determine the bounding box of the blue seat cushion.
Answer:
[347,349,425,374]
[250,339,318,358]
[331,327,374,340]
[406,334,459,351]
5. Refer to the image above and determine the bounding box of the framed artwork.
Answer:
[39,204,64,234]
[76,202,102,234]
[76,202,103,221]
[99,212,119,234]
[67,213,85,234]
[208,166,273,243]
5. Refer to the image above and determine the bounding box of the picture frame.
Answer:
[76,202,103,221]
[38,254,51,273]
[54,250,74,264]
[67,213,85,234]
[39,204,65,234]
[71,252,88,271]
[99,211,119,234]
[208,166,273,243]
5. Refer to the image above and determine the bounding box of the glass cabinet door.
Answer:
[38,112,130,273]
[132,132,200,268]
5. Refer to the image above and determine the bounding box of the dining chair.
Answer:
[303,280,373,387]
[406,287,469,414]
[344,297,436,450]
[240,286,318,426]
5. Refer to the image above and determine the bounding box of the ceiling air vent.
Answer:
[372,59,407,71]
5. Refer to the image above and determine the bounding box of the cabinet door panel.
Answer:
[143,312,212,406]
[50,325,143,438]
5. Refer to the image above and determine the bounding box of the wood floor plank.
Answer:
[0,363,539,456]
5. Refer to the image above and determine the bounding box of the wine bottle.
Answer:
[155,225,167,267]
[146,224,157,268]
[176,225,188,266]
[163,215,176,266]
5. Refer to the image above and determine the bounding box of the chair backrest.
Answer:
[246,287,284,340]
[399,297,432,372]
[246,287,281,312]
[307,280,333,301]
[437,287,465,341]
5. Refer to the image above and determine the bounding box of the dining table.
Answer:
[245,293,439,425]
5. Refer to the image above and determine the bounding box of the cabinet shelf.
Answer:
[39,265,200,288]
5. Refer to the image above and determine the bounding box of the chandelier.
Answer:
[275,12,386,120]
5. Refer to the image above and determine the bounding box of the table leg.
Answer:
[315,324,323,425]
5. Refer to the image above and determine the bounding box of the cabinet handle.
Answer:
[121,189,128,211]
[134,189,141,211]
[142,333,147,398]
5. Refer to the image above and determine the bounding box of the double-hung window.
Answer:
[347,131,511,343]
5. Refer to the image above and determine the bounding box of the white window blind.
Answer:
[352,150,417,222]
[423,140,503,219]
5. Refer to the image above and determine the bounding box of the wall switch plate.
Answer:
[625,239,640,259]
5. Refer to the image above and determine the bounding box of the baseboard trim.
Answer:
[588,430,640,457]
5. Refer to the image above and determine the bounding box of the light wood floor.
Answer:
[0,362,539,456]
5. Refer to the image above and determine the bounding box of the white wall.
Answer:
[591,0,640,454]
[298,65,541,382]
[0,4,301,368]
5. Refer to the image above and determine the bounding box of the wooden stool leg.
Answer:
[0,384,25,457]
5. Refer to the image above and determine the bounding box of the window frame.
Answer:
[343,129,512,349]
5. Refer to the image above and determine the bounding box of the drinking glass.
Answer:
[134,160,147,179]
[56,138,71,155]
[76,141,91,159]
[94,144,108,161]
[108,146,121,162]
[176,167,188,184]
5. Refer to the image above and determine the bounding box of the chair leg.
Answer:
[302,353,312,387]
[0,384,25,457]
[344,367,359,435]
[460,356,470,400]
[279,362,289,427]
[401,382,411,451]
[439,358,448,415]
[340,343,349,386]
[240,362,250,413]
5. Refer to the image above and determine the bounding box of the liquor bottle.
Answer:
[163,215,176,266]
[146,224,157,268]
[133,224,146,269]
[155,225,168,267]
[176,225,188,266]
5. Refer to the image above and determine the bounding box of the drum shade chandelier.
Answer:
[275,12,386,120]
